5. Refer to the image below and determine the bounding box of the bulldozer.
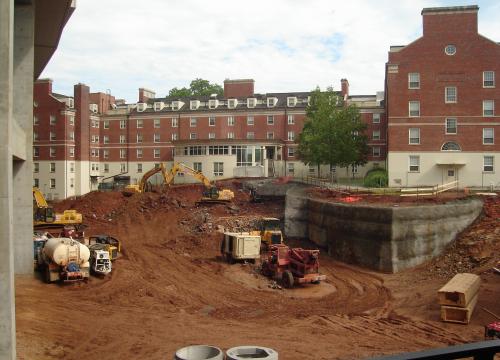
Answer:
[122,162,234,203]
[251,217,284,249]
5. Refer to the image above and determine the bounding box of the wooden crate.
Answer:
[438,273,480,307]
[440,293,478,324]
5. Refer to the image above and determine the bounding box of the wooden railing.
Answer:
[400,180,458,197]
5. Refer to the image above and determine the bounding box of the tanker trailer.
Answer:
[41,237,90,283]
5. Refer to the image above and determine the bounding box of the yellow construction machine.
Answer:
[122,162,234,203]
[251,217,284,249]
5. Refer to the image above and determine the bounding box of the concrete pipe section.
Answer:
[174,345,223,360]
[226,346,278,360]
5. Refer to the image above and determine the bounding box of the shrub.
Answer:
[363,169,388,188]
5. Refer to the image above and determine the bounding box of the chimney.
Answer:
[422,5,478,37]
[74,83,90,161]
[341,79,349,98]
[223,79,254,98]
[139,88,155,103]
[34,78,53,95]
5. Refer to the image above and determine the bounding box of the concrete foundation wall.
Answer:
[285,186,483,272]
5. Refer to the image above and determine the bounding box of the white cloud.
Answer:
[41,0,500,102]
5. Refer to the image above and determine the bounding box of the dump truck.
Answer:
[87,234,121,260]
[38,237,90,283]
[251,217,284,249]
[220,232,261,264]
[89,246,112,275]
[261,244,326,288]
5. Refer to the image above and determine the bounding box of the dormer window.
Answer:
[287,97,297,107]
[171,101,184,111]
[190,100,200,110]
[209,99,219,109]
[247,98,256,108]
[154,102,165,111]
[227,99,237,109]
[136,103,147,112]
[267,97,278,107]
[89,103,98,113]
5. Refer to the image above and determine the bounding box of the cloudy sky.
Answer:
[41,0,500,103]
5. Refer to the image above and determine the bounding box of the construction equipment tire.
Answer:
[282,271,294,288]
[44,266,51,284]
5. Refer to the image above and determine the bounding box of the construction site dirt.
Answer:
[16,181,500,360]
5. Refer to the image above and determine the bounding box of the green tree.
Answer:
[297,87,369,177]
[168,78,223,98]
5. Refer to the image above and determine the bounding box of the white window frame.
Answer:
[171,133,178,141]
[267,115,274,125]
[50,147,56,157]
[136,148,143,158]
[154,149,160,158]
[227,116,235,126]
[409,155,420,172]
[373,113,381,123]
[190,117,197,127]
[213,162,224,177]
[120,149,126,159]
[372,130,380,140]
[267,97,277,107]
[50,132,56,141]
[287,162,295,174]
[483,100,494,117]
[103,135,109,144]
[136,133,143,143]
[227,132,234,139]
[408,72,420,89]
[287,97,297,107]
[120,120,126,129]
[287,115,295,125]
[227,99,237,109]
[247,116,254,126]
[171,118,178,127]
[136,119,143,128]
[246,132,255,139]
[247,98,256,108]
[209,116,216,126]
[154,119,161,128]
[33,115,39,126]
[103,149,109,159]
[287,131,294,141]
[137,163,143,173]
[69,147,74,157]
[267,132,274,140]
[483,128,494,145]
[34,162,39,173]
[483,71,495,88]
[103,120,109,129]
[50,179,56,189]
[372,146,381,157]
[409,101,420,117]
[104,163,109,173]
[119,135,126,144]
[483,156,494,172]
[154,133,160,143]
[209,132,216,139]
[49,162,55,173]
[50,115,56,125]
[445,118,457,135]
[287,147,295,157]
[445,86,457,103]
[409,128,420,145]
[190,133,197,140]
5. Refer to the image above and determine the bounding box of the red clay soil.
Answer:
[16,183,500,360]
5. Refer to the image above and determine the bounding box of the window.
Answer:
[228,99,237,108]
[445,44,456,55]
[103,135,109,144]
[190,100,199,110]
[267,97,277,107]
[154,119,161,128]
[213,162,224,176]
[373,113,381,123]
[50,162,55,173]
[91,120,99,128]
[288,147,295,157]
[33,115,39,126]
[50,147,56,157]
[120,135,126,144]
[154,149,160,158]
[408,73,420,89]
[227,116,235,126]
[172,133,178,141]
[69,147,74,157]
[120,163,126,173]
[232,145,253,166]
[190,133,197,140]
[50,179,56,189]
[104,120,109,129]
[34,162,39,173]
[136,133,143,143]
[120,149,126,159]
[445,87,457,103]
[103,149,109,159]
[288,115,295,125]
[104,163,109,173]
[50,132,56,141]
[409,101,420,117]
[267,132,274,140]
[287,162,295,174]
[484,156,494,172]
[445,118,457,134]
[91,148,99,157]
[227,132,234,139]
[50,115,56,125]
[441,142,461,151]
[137,163,142,173]
[193,162,202,172]
[208,99,218,109]
[483,100,494,116]
[483,71,495,88]
[409,128,420,144]
[190,117,197,127]
[483,128,494,144]
[70,162,74,173]
[267,115,274,125]
[247,116,254,126]
[69,131,75,141]
[154,133,160,143]
[171,118,178,128]
[136,119,143,128]
[34,178,39,188]
[120,120,126,129]
[409,155,420,172]
[208,145,229,155]
[69,115,75,126]
[209,132,215,139]
[247,132,255,139]
[136,148,143,158]
[287,131,295,141]
[34,132,38,141]
[372,130,380,140]
[287,97,297,107]
[373,146,381,157]
[209,116,216,126]
[247,98,256,108]
[351,165,358,174]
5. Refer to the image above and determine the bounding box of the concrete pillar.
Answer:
[0,0,16,358]
[13,2,35,274]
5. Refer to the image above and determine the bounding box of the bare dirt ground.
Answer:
[16,182,500,360]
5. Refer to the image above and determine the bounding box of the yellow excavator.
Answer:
[122,162,234,203]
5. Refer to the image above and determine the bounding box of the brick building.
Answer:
[33,78,386,198]
[386,5,500,187]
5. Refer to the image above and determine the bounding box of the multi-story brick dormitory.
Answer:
[386,5,500,187]
[33,78,386,199]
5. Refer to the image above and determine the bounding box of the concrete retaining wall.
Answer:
[285,187,483,272]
